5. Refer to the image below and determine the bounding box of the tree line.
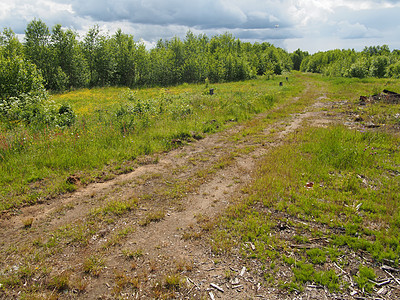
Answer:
[0,19,293,92]
[2,18,400,128]
[299,46,400,78]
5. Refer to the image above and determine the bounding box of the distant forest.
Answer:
[2,18,400,95]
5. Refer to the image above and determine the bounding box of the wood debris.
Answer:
[208,291,215,300]
[359,89,400,105]
[210,283,224,293]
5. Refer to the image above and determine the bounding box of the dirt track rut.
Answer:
[0,85,336,299]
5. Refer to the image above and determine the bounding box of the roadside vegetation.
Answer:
[1,19,400,298]
[211,74,400,297]
[0,75,299,211]
[0,72,399,298]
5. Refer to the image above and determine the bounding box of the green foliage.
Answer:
[292,261,315,283]
[347,59,369,78]
[314,269,340,291]
[301,45,400,79]
[291,49,309,71]
[306,248,327,264]
[386,60,400,78]
[0,28,23,58]
[369,56,389,78]
[0,54,76,128]
[209,75,400,293]
[0,76,286,211]
[83,255,105,276]
[354,265,376,292]
[3,19,293,91]
[0,55,44,99]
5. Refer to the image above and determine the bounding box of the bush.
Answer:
[386,60,400,78]
[0,55,45,99]
[0,55,76,127]
[346,61,368,78]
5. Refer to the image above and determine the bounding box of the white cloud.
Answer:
[336,21,377,39]
[1,0,400,52]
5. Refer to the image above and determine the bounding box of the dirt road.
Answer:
[0,82,339,299]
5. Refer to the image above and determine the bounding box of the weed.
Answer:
[0,76,291,212]
[208,74,400,294]
[174,259,193,272]
[83,255,105,276]
[354,265,376,292]
[306,248,327,265]
[122,248,144,259]
[224,269,232,280]
[314,270,340,292]
[139,210,165,226]
[113,271,139,295]
[164,273,182,291]
[292,261,315,284]
[47,272,70,292]
[23,217,34,228]
[103,226,135,249]
[182,229,202,240]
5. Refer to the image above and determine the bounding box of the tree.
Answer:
[112,29,136,86]
[291,49,308,71]
[0,56,44,100]
[83,26,116,86]
[0,28,23,59]
[24,19,53,88]
[0,55,48,124]
[369,56,389,78]
[83,25,101,86]
[386,60,400,78]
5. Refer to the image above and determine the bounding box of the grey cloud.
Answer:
[61,0,292,30]
[333,6,400,30]
[336,21,374,39]
[234,28,300,40]
[2,0,400,53]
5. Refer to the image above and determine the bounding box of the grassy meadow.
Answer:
[1,72,400,297]
[0,75,301,211]
[211,74,400,294]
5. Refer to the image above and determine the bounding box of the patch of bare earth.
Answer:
[0,89,340,299]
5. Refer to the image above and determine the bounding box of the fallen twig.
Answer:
[187,277,199,289]
[307,284,324,289]
[289,244,315,249]
[382,265,400,273]
[375,279,391,287]
[209,291,215,300]
[383,269,400,286]
[210,283,224,293]
[231,284,243,289]
[333,262,347,274]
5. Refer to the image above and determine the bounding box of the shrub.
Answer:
[0,55,76,127]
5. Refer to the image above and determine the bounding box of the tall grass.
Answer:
[212,124,400,291]
[0,75,299,211]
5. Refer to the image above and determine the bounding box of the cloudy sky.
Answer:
[1,0,400,53]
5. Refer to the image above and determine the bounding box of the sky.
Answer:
[1,0,400,53]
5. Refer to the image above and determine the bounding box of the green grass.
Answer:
[212,126,399,291]
[0,75,302,212]
[83,255,105,276]
[210,74,400,294]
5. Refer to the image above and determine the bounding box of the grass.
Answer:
[83,255,105,276]
[139,210,166,226]
[2,73,400,298]
[0,75,301,212]
[210,74,400,295]
[164,273,183,291]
